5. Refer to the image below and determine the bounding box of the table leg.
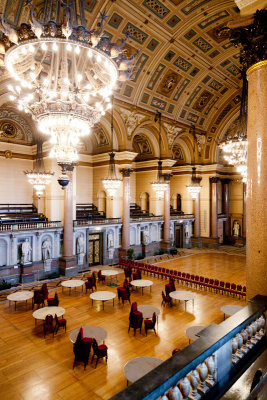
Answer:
[224,313,226,320]
[113,298,114,307]
[91,299,93,307]
[69,288,71,295]
[185,300,187,311]
[150,286,152,293]
[35,318,37,326]
[14,301,17,311]
[9,300,10,308]
[102,301,104,310]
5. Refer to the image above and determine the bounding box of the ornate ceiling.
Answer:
[0,0,248,163]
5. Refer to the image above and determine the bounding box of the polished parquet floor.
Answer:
[0,251,246,400]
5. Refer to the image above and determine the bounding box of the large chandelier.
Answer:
[151,111,168,199]
[24,140,54,197]
[1,1,137,171]
[102,96,122,196]
[187,167,202,199]
[220,69,248,182]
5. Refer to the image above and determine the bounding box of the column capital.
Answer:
[120,168,133,177]
[228,9,267,71]
[210,176,219,184]
[221,178,231,184]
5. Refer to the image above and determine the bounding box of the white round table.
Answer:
[32,306,65,325]
[124,356,163,385]
[138,305,160,330]
[221,305,244,320]
[7,290,33,310]
[169,290,196,310]
[186,325,206,343]
[69,326,108,344]
[90,291,116,310]
[130,279,153,295]
[61,279,84,294]
[101,269,120,285]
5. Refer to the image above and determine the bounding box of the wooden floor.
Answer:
[0,252,246,400]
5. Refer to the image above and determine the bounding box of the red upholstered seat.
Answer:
[43,314,54,337]
[172,348,181,356]
[91,338,108,368]
[144,312,157,336]
[133,269,141,280]
[128,303,143,335]
[87,272,97,290]
[33,290,45,309]
[73,329,91,370]
[161,291,172,306]
[98,270,105,283]
[85,280,94,293]
[47,292,59,306]
[55,313,66,334]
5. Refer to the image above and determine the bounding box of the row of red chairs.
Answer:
[119,258,246,299]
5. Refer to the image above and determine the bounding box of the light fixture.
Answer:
[24,139,54,197]
[1,1,138,177]
[187,125,202,198]
[220,69,248,182]
[102,97,122,196]
[151,111,168,199]
[187,167,202,199]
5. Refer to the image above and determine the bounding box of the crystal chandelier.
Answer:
[1,0,137,172]
[187,167,202,199]
[220,69,248,182]
[102,97,122,196]
[24,139,54,197]
[151,111,168,199]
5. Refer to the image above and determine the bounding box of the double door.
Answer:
[88,233,102,265]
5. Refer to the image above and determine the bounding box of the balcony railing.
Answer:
[110,295,267,400]
[0,221,62,231]
[74,218,121,226]
[170,214,194,220]
[130,215,163,222]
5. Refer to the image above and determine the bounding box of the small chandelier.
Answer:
[102,97,122,196]
[1,1,137,170]
[220,69,248,182]
[187,167,202,199]
[151,111,168,199]
[24,140,54,197]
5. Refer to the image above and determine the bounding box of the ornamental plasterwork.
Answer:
[120,108,145,138]
[163,122,183,149]
[0,109,33,143]
[196,133,206,155]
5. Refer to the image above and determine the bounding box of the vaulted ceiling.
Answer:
[0,0,245,163]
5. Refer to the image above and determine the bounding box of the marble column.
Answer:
[194,193,200,238]
[120,168,133,251]
[163,175,171,243]
[210,177,219,238]
[222,179,231,239]
[243,183,246,239]
[246,60,267,298]
[59,170,76,275]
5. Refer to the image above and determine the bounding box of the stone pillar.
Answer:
[246,60,267,298]
[194,192,200,238]
[59,170,77,275]
[120,168,133,251]
[210,177,219,239]
[163,175,171,243]
[243,183,246,239]
[222,179,231,239]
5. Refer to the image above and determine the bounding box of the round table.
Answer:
[130,279,153,294]
[138,305,160,330]
[61,279,84,295]
[69,326,108,343]
[90,291,116,310]
[124,356,163,385]
[169,290,196,310]
[186,325,206,343]
[221,305,244,320]
[32,306,65,325]
[101,269,120,285]
[7,290,33,310]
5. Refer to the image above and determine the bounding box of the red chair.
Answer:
[91,338,108,368]
[124,266,132,279]
[43,314,54,337]
[172,348,181,356]
[133,269,141,280]
[161,291,172,306]
[33,290,45,309]
[128,303,143,335]
[87,272,97,290]
[121,289,131,305]
[219,281,225,294]
[144,312,157,336]
[39,283,48,300]
[47,292,59,306]
[209,278,214,291]
[85,280,94,293]
[73,330,91,370]
[55,314,66,334]
[98,270,105,283]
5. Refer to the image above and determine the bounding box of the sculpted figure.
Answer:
[42,239,52,260]
[77,234,85,254]
[21,238,32,263]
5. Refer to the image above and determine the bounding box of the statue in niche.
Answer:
[107,232,114,249]
[77,234,85,254]
[143,226,150,245]
[42,239,52,260]
[170,224,174,240]
[21,238,32,264]
[233,221,240,237]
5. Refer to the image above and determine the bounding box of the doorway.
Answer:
[88,233,102,265]
[175,225,183,248]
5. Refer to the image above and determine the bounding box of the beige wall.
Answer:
[76,165,93,204]
[229,181,244,215]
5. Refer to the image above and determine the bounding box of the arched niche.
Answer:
[140,192,150,212]
[97,191,107,214]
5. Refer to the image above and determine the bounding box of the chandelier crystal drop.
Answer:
[1,0,137,169]
[220,69,248,182]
